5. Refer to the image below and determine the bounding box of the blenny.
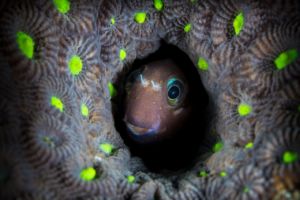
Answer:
[124,59,191,144]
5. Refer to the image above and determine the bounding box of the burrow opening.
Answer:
[112,41,210,173]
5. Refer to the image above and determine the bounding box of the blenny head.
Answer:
[124,59,191,144]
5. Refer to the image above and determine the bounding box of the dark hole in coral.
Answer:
[113,40,209,172]
[0,112,9,127]
[0,164,10,184]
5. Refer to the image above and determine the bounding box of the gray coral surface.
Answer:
[0,0,299,199]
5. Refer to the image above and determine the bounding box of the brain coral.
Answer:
[0,0,299,199]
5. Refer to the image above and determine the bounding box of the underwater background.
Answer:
[0,0,299,199]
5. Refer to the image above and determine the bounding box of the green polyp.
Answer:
[50,96,64,112]
[111,17,116,25]
[220,171,227,177]
[283,151,298,164]
[213,142,223,153]
[68,55,83,76]
[134,12,147,24]
[16,31,35,59]
[243,187,250,193]
[274,49,299,70]
[119,48,127,61]
[197,57,209,71]
[81,103,89,117]
[238,103,252,117]
[108,82,117,98]
[198,170,208,177]
[53,0,70,14]
[127,175,135,183]
[80,167,96,181]
[184,23,192,33]
[233,12,244,36]
[100,143,114,155]
[154,0,164,11]
[245,142,254,149]
[43,136,55,148]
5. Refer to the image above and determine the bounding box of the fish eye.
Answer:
[167,78,185,106]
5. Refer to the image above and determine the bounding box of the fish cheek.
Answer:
[124,84,143,124]
[172,107,190,133]
[125,86,162,130]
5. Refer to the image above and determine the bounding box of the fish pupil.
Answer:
[168,85,180,99]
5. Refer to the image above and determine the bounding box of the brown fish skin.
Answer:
[124,59,191,144]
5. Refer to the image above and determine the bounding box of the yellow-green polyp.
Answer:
[154,0,164,11]
[99,143,114,155]
[274,49,298,70]
[16,31,35,59]
[50,96,64,112]
[68,55,83,76]
[233,12,244,36]
[238,103,252,117]
[127,175,135,183]
[184,23,192,33]
[80,167,96,181]
[244,142,253,149]
[53,0,71,14]
[134,12,147,24]
[81,103,89,117]
[197,57,209,71]
[213,142,223,152]
[119,49,127,61]
[283,151,298,164]
[111,17,116,25]
[108,82,117,98]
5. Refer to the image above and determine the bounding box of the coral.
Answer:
[56,158,120,199]
[255,128,300,176]
[21,112,85,168]
[168,179,205,199]
[187,1,216,57]
[220,165,268,199]
[0,98,21,147]
[100,38,137,73]
[58,34,101,93]
[216,87,268,143]
[0,1,59,83]
[98,0,128,46]
[35,0,98,34]
[130,181,159,200]
[19,76,79,119]
[0,146,35,199]
[210,0,273,66]
[237,17,300,96]
[164,15,190,47]
[262,80,300,130]
[264,0,300,20]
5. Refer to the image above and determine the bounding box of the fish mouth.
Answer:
[125,122,158,136]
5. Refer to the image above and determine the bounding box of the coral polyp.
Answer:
[21,113,84,168]
[0,1,59,82]
[58,34,101,92]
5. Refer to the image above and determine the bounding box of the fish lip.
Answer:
[125,122,157,136]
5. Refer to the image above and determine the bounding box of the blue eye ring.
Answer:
[167,78,184,106]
